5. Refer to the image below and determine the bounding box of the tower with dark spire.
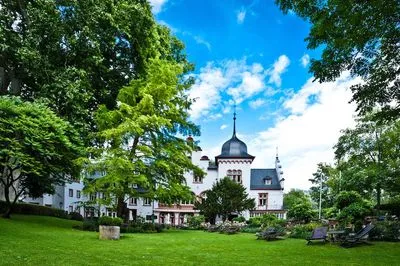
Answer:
[215,108,254,163]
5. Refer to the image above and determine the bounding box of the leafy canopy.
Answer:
[195,177,255,223]
[276,0,400,120]
[0,96,84,217]
[84,59,202,218]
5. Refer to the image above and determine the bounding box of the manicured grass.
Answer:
[1,215,399,265]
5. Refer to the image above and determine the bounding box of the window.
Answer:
[264,178,272,185]
[68,206,73,213]
[259,193,268,206]
[129,198,137,206]
[227,169,242,183]
[69,189,73,197]
[76,190,81,199]
[193,175,203,183]
[143,198,152,206]
[90,193,96,201]
[181,199,193,205]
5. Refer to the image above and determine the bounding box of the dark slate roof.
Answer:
[215,134,255,160]
[250,169,282,190]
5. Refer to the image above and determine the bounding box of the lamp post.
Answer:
[309,172,323,220]
[318,173,322,220]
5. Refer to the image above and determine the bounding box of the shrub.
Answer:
[289,222,322,239]
[0,201,68,219]
[233,216,246,223]
[241,226,261,234]
[337,200,373,224]
[82,219,98,231]
[98,216,123,226]
[187,215,205,229]
[369,221,400,241]
[69,212,84,221]
[248,216,262,228]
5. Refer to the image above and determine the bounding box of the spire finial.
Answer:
[233,104,237,136]
[276,146,279,158]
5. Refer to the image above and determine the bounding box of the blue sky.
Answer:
[150,0,358,190]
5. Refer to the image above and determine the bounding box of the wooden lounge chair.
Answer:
[340,223,375,248]
[306,227,328,245]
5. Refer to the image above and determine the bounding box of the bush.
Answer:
[369,221,400,241]
[187,215,205,229]
[241,226,261,234]
[0,201,68,219]
[82,219,98,231]
[120,219,164,233]
[233,216,246,223]
[68,212,84,221]
[248,216,262,228]
[98,216,123,226]
[289,222,322,239]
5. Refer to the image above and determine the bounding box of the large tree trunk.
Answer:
[116,196,128,222]
[2,185,12,219]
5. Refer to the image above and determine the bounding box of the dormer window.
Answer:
[264,177,272,185]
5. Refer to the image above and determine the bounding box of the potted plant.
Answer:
[98,216,123,240]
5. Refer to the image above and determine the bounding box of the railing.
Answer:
[255,204,283,210]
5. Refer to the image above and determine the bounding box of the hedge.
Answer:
[0,201,68,219]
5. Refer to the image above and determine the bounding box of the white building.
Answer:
[151,113,286,225]
[18,113,286,224]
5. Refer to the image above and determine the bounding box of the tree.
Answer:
[284,189,316,222]
[287,202,316,223]
[0,96,84,218]
[0,0,193,140]
[334,114,400,207]
[283,189,309,210]
[335,191,373,224]
[195,177,255,223]
[84,59,202,221]
[309,163,339,209]
[275,0,400,120]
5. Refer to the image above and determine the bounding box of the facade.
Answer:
[17,114,286,224]
[152,113,286,224]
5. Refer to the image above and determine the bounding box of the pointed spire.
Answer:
[276,146,279,158]
[233,104,237,137]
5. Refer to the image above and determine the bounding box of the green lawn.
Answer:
[1,215,399,265]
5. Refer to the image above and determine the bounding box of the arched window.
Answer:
[227,169,242,184]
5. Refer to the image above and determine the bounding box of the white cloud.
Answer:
[193,36,211,51]
[237,8,246,24]
[267,55,290,87]
[249,99,266,109]
[244,72,361,190]
[300,54,310,68]
[149,0,168,14]
[189,59,274,120]
[220,124,228,130]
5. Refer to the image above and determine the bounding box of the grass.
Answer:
[1,215,399,265]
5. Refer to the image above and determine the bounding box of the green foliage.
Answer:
[283,189,310,209]
[337,201,373,224]
[287,202,316,223]
[335,191,363,210]
[0,96,84,217]
[309,163,338,209]
[0,201,68,219]
[187,215,205,229]
[0,0,193,139]
[334,116,400,206]
[84,58,203,219]
[98,216,123,226]
[82,219,99,232]
[370,221,400,242]
[289,222,322,239]
[120,220,164,233]
[232,216,246,223]
[275,0,400,119]
[195,177,255,223]
[68,212,84,222]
